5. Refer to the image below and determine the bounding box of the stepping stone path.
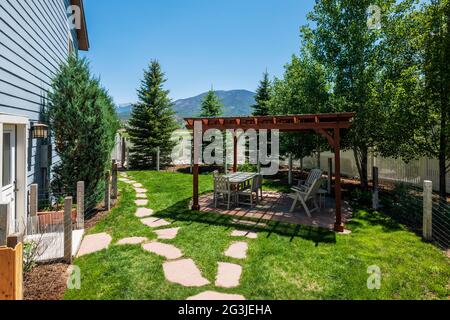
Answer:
[77,232,112,257]
[187,291,245,301]
[135,208,154,218]
[133,183,143,188]
[215,262,242,288]
[163,259,210,287]
[155,228,180,240]
[141,217,171,228]
[143,242,183,260]
[135,188,148,194]
[231,230,258,239]
[117,237,148,245]
[136,193,147,199]
[135,199,149,206]
[224,242,248,260]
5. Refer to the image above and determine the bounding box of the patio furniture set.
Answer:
[214,169,327,217]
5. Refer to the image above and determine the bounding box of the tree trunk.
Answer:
[353,147,369,189]
[439,109,448,203]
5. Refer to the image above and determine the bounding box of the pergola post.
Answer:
[233,134,238,173]
[192,121,201,211]
[334,128,344,232]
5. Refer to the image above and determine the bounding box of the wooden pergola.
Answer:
[184,112,356,232]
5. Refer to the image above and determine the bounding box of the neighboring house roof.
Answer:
[70,0,89,51]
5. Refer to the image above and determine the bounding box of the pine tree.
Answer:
[128,60,178,169]
[252,71,272,116]
[199,89,223,117]
[48,55,119,203]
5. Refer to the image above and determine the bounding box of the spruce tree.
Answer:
[199,89,223,117]
[48,55,119,204]
[252,71,272,116]
[128,60,178,169]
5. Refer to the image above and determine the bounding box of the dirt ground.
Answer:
[23,263,70,300]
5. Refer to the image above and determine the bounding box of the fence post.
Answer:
[105,172,111,211]
[30,184,38,217]
[288,153,293,185]
[328,158,333,195]
[0,242,23,300]
[64,196,73,264]
[77,181,85,230]
[112,161,118,200]
[121,137,126,168]
[156,147,160,172]
[423,180,433,241]
[372,167,379,210]
[0,203,9,246]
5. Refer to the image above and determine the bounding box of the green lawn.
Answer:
[65,171,450,300]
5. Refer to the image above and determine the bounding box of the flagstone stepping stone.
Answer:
[231,230,258,239]
[135,199,149,206]
[117,237,148,245]
[135,208,154,218]
[155,228,180,240]
[77,233,112,257]
[163,259,209,287]
[141,217,171,228]
[143,242,183,260]
[135,188,148,193]
[133,183,143,188]
[136,193,147,199]
[215,262,242,288]
[232,219,268,228]
[119,178,131,183]
[187,291,245,301]
[224,242,248,260]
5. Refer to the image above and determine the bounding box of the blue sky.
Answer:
[81,0,315,104]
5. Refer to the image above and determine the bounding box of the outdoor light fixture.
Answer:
[31,123,49,139]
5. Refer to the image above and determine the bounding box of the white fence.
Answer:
[300,151,450,193]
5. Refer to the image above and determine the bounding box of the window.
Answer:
[3,133,11,186]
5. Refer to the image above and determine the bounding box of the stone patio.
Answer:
[199,191,352,231]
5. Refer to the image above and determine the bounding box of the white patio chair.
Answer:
[289,178,323,217]
[236,175,260,208]
[297,169,323,192]
[214,175,233,210]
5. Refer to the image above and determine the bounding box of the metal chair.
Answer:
[214,175,233,210]
[236,175,260,208]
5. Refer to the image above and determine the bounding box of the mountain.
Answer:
[117,89,256,122]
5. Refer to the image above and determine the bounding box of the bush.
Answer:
[47,55,119,204]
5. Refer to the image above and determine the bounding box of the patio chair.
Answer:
[214,175,233,210]
[289,178,323,217]
[236,175,260,208]
[297,169,323,191]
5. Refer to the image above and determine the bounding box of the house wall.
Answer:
[0,0,79,192]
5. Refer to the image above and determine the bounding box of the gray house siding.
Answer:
[0,0,79,192]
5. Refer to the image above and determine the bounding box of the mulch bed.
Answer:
[23,263,70,300]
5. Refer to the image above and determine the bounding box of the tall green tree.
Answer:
[128,60,178,169]
[252,71,272,116]
[48,55,119,203]
[199,89,224,117]
[270,53,331,162]
[303,0,398,188]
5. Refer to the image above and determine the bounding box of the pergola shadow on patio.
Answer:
[198,191,353,231]
[184,112,356,232]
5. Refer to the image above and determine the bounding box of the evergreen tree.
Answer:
[252,71,272,116]
[48,55,119,203]
[128,61,178,169]
[199,89,224,117]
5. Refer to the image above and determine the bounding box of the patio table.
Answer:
[224,172,258,186]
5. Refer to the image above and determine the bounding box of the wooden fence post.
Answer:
[105,172,111,211]
[156,147,160,172]
[77,181,85,230]
[64,196,73,264]
[423,180,433,241]
[30,184,38,217]
[112,161,118,200]
[372,167,379,210]
[0,203,9,247]
[328,158,333,195]
[121,137,126,168]
[0,243,23,300]
[288,153,293,185]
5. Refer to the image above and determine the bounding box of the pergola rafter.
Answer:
[184,112,356,232]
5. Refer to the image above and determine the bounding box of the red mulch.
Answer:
[23,263,70,300]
